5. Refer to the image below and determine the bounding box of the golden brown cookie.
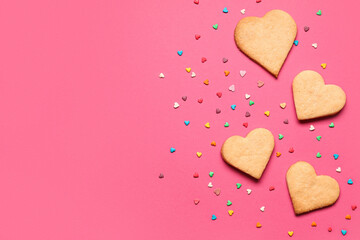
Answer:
[286,161,340,215]
[221,128,274,179]
[292,70,346,120]
[234,9,297,77]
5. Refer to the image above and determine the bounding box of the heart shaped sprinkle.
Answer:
[213,24,218,30]
[279,134,284,140]
[186,67,191,73]
[245,111,251,117]
[316,152,322,158]
[348,179,353,185]
[328,227,332,232]
[241,9,245,15]
[288,231,294,237]
[193,172,199,178]
[260,206,265,212]
[240,70,246,77]
[269,186,275,191]
[216,108,221,114]
[182,96,187,101]
[228,210,234,216]
[294,40,299,46]
[257,81,264,87]
[286,161,340,214]
[224,70,230,76]
[177,50,183,56]
[276,152,281,157]
[208,182,213,188]
[231,104,236,110]
[222,58,228,63]
[304,26,310,32]
[159,173,164,178]
[243,122,248,128]
[205,122,210,128]
[194,0,199,4]
[211,215,216,220]
[245,94,251,99]
[194,199,200,205]
[195,34,201,40]
[264,111,270,117]
[201,57,207,63]
[203,79,209,85]
[159,73,165,78]
[351,205,357,210]
[224,122,229,127]
[309,125,315,131]
[229,84,235,92]
[316,136,321,141]
[223,7,228,13]
[284,119,289,124]
[216,92,222,98]
[236,183,242,189]
[214,188,221,196]
[198,98,203,103]
[316,10,322,16]
[341,230,347,236]
[289,147,294,153]
[329,122,335,128]
[174,102,180,109]
[333,154,339,160]
[226,200,232,206]
[196,152,202,158]
[321,63,327,69]
[184,121,190,126]
[256,222,261,228]
[170,147,176,153]
[345,214,351,220]
[336,167,341,173]
[247,189,252,195]
[249,100,254,106]
[312,43,318,49]
[209,171,214,177]
[311,222,317,227]
[191,72,196,78]
[211,141,216,146]
[280,103,286,109]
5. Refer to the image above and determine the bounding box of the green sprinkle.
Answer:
[316,152,322,158]
[329,122,334,128]
[279,134,284,140]
[236,183,242,189]
[213,24,218,30]
[209,171,214,177]
[227,200,232,206]
[316,10,322,16]
[249,100,254,106]
[316,136,322,141]
[224,122,229,127]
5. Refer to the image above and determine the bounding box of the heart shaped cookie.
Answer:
[286,161,340,215]
[234,10,297,77]
[293,70,346,120]
[221,128,274,179]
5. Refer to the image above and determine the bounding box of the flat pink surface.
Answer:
[0,0,359,239]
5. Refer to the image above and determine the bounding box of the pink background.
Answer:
[0,0,359,239]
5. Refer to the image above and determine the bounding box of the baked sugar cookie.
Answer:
[286,161,340,215]
[234,9,297,77]
[221,128,274,179]
[292,70,346,120]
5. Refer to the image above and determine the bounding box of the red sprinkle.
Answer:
[269,186,275,191]
[194,0,199,4]
[352,205,357,211]
[328,227,332,232]
[198,98,203,103]
[289,147,294,153]
[243,122,248,128]
[216,92,222,98]
[194,199,200,205]
[201,57,207,63]
[195,34,201,40]
[193,172,199,178]
[256,0,261,2]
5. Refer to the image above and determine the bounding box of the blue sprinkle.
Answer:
[223,7,228,13]
[170,147,176,153]
[341,230,347,236]
[348,179,353,185]
[294,40,299,46]
[231,104,236,110]
[177,50,183,56]
[184,121,190,126]
[333,154,339,160]
[211,215,217,220]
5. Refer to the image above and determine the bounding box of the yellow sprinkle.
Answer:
[345,214,351,220]
[205,122,210,128]
[264,111,270,117]
[224,70,230,76]
[203,79,209,85]
[186,67,191,72]
[196,152,202,158]
[288,231,294,237]
[256,222,262,228]
[321,63,327,69]
[280,103,286,109]
[228,210,234,216]
[276,152,281,157]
